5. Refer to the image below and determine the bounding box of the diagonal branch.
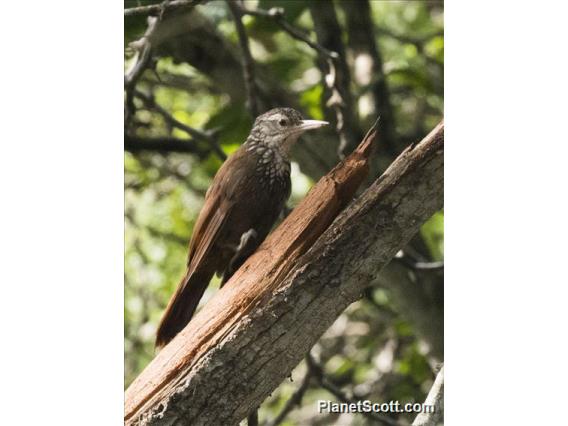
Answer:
[412,365,444,426]
[125,16,160,124]
[133,90,227,161]
[235,4,339,60]
[124,120,443,425]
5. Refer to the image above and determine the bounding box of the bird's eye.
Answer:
[278,119,288,127]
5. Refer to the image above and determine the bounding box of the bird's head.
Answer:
[249,108,328,153]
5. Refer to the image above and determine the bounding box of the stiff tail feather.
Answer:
[155,269,212,348]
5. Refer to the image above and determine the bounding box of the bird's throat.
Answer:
[246,140,291,187]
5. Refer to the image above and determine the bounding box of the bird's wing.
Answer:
[186,194,232,276]
[185,149,248,277]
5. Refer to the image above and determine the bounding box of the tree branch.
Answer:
[395,254,444,271]
[133,90,226,161]
[124,120,443,425]
[308,1,359,157]
[412,365,444,426]
[236,4,339,60]
[227,0,260,117]
[125,15,161,124]
[341,0,398,157]
[129,5,338,179]
[124,135,211,158]
[124,0,204,18]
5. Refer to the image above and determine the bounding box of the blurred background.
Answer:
[124,0,443,424]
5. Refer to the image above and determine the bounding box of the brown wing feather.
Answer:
[185,150,244,273]
[155,148,252,347]
[188,198,233,275]
[165,150,244,290]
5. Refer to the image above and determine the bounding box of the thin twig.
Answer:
[235,4,339,60]
[133,90,227,161]
[394,252,444,272]
[324,58,348,158]
[265,369,312,426]
[125,16,160,123]
[124,0,204,17]
[125,41,153,90]
[125,1,177,125]
[407,260,444,271]
[227,0,260,117]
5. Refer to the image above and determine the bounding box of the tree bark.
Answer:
[413,365,444,426]
[124,121,444,425]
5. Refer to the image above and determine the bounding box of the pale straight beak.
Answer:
[298,119,329,132]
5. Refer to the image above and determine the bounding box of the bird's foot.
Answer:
[221,229,258,286]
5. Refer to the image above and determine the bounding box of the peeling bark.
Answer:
[124,122,444,426]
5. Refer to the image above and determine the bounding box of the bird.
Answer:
[155,107,328,348]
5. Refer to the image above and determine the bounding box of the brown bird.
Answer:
[155,108,328,348]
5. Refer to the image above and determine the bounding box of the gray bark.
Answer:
[126,122,444,426]
[413,365,444,426]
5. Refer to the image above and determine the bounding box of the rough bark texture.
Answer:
[125,120,379,424]
[125,122,444,426]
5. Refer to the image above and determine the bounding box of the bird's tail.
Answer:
[155,268,212,348]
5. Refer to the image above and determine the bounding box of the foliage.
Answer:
[124,1,443,424]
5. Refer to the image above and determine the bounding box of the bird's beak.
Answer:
[297,119,329,132]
